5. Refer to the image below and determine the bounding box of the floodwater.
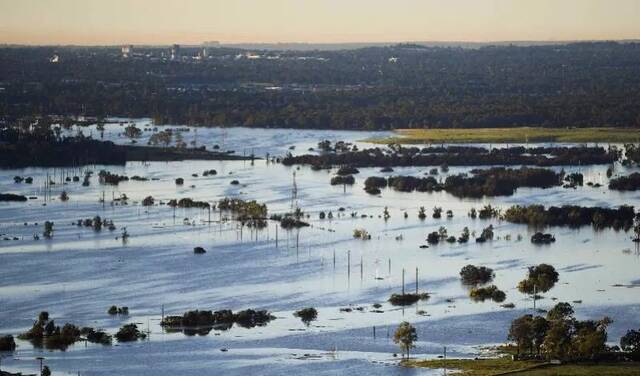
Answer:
[1,120,639,375]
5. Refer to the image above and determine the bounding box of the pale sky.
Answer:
[0,0,639,45]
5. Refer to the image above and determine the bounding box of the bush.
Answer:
[336,166,359,176]
[330,175,355,185]
[294,308,318,325]
[531,232,555,244]
[115,323,146,342]
[193,246,206,254]
[469,285,506,303]
[459,265,495,285]
[389,293,429,306]
[518,264,559,294]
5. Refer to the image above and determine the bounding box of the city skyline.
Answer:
[1,0,639,45]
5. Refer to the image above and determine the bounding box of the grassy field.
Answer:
[368,127,640,144]
[404,357,640,375]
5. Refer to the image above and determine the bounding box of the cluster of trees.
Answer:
[217,197,268,227]
[364,167,561,198]
[508,302,612,361]
[503,205,636,230]
[18,312,112,350]
[160,309,275,330]
[284,145,617,169]
[2,43,640,129]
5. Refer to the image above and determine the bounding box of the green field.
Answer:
[368,127,640,144]
[403,357,640,375]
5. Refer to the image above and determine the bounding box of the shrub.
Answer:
[459,265,494,285]
[469,285,506,303]
[294,308,318,325]
[115,324,146,342]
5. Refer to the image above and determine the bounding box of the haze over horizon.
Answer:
[1,0,639,46]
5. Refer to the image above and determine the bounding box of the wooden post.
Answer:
[348,250,351,278]
[360,256,363,281]
[333,250,336,269]
[415,267,419,294]
[373,326,376,339]
[388,258,391,276]
[275,222,278,248]
[402,268,405,295]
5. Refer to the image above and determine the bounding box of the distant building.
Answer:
[171,44,181,60]
[121,45,133,58]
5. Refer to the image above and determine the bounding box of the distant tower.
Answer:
[121,45,133,58]
[171,44,181,60]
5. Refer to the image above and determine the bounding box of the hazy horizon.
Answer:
[1,0,639,46]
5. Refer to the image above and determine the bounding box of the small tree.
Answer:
[41,366,51,376]
[621,329,640,360]
[393,321,418,358]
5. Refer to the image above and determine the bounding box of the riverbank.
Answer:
[402,357,640,376]
[368,127,640,144]
[403,357,640,375]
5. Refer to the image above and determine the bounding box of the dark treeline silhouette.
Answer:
[284,145,617,168]
[0,127,251,167]
[2,43,640,129]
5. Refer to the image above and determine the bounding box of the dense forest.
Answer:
[1,42,640,129]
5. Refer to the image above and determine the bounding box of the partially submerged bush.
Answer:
[518,264,559,294]
[294,308,318,325]
[81,327,112,345]
[142,196,155,206]
[193,246,207,254]
[330,175,355,185]
[336,166,359,176]
[389,293,429,306]
[353,228,371,240]
[469,285,506,303]
[531,232,556,244]
[115,323,146,342]
[459,265,495,286]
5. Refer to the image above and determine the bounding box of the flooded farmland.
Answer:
[1,120,639,375]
